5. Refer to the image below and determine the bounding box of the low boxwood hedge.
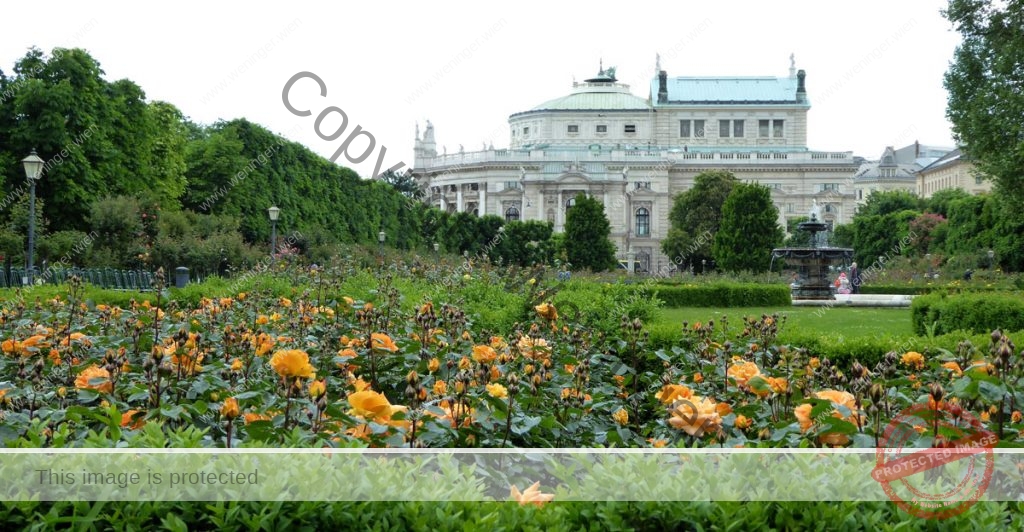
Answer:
[652,283,791,308]
[912,292,1024,336]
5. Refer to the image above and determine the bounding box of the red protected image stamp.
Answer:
[872,402,998,519]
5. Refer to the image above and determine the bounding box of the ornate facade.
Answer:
[412,60,860,272]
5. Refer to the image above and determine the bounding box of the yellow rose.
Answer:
[727,361,761,387]
[269,349,316,380]
[486,383,508,399]
[668,396,721,436]
[221,397,240,419]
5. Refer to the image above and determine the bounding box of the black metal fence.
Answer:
[0,267,157,291]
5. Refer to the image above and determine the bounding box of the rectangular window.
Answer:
[820,183,839,192]
[596,125,607,133]
[624,124,636,133]
[759,120,770,137]
[719,120,744,138]
[773,119,784,138]
[679,120,690,137]
[694,120,705,138]
[975,175,983,184]
[523,127,529,136]
[567,125,579,133]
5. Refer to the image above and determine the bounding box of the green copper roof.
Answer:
[529,84,650,112]
[653,76,804,105]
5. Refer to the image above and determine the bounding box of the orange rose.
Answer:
[75,365,113,394]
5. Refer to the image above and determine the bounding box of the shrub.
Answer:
[912,292,1024,335]
[652,282,791,307]
[551,280,662,334]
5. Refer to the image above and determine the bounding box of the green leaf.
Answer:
[978,380,1007,403]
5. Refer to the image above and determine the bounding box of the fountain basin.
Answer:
[772,246,854,300]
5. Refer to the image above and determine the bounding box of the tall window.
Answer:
[719,120,744,138]
[758,119,785,138]
[679,119,705,138]
[505,206,520,222]
[635,207,650,237]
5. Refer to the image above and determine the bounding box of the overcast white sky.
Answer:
[3,1,961,178]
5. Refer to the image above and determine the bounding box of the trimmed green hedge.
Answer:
[859,284,1012,296]
[647,321,1024,370]
[652,283,791,308]
[912,292,1024,336]
[0,501,1016,530]
[0,285,157,308]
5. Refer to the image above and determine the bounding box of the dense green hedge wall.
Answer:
[0,501,1016,531]
[912,292,1024,336]
[652,283,791,307]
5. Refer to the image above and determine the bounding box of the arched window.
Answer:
[565,197,576,210]
[505,206,520,222]
[635,207,650,237]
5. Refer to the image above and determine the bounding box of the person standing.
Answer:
[850,262,861,294]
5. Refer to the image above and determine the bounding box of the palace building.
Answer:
[412,59,860,273]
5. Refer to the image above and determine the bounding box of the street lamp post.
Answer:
[701,258,707,275]
[925,253,932,279]
[268,206,280,265]
[988,249,995,270]
[433,242,440,259]
[378,230,386,263]
[21,150,45,286]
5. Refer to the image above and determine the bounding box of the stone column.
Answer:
[456,187,464,213]
[478,183,486,216]
[556,190,564,230]
[627,247,636,276]
[537,189,544,221]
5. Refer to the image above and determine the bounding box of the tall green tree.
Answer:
[944,194,995,256]
[851,210,919,266]
[712,182,784,273]
[925,188,971,218]
[564,193,616,272]
[856,190,923,217]
[661,170,737,271]
[944,0,1024,203]
[381,169,423,200]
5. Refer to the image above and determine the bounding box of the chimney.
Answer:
[657,70,668,103]
[796,70,807,103]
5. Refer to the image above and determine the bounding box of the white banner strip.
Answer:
[1,449,1021,502]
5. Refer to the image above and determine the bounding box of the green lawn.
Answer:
[657,306,913,339]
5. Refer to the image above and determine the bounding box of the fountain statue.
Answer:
[771,202,854,300]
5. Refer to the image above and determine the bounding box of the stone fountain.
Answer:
[771,200,854,300]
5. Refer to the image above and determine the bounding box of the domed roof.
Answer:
[529,83,650,112]
[518,64,650,113]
